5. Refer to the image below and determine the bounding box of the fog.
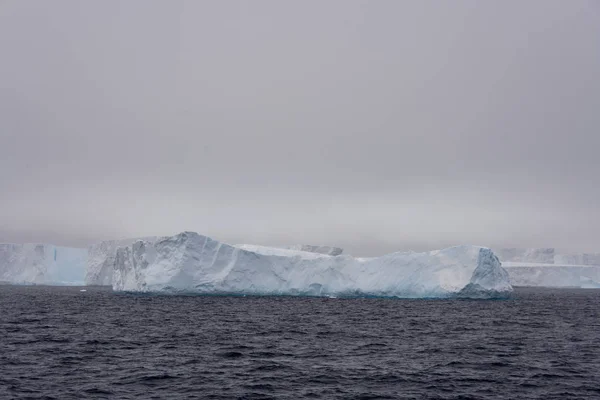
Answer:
[1,1,599,255]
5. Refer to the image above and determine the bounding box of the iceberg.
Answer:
[502,262,600,288]
[0,243,87,285]
[85,237,156,286]
[495,248,555,264]
[554,253,600,266]
[495,249,600,287]
[496,248,600,267]
[112,232,512,298]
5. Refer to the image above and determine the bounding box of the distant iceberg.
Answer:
[494,248,557,264]
[112,232,513,298]
[502,262,600,288]
[0,243,87,285]
[554,253,600,266]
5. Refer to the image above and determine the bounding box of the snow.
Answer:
[235,244,329,259]
[0,243,87,285]
[235,244,342,258]
[85,237,157,286]
[283,245,343,256]
[112,232,512,298]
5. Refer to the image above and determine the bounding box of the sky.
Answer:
[1,0,599,256]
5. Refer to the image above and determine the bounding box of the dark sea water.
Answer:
[0,287,599,400]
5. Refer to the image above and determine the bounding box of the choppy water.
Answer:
[0,286,599,399]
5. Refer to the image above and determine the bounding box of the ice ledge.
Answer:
[283,245,343,256]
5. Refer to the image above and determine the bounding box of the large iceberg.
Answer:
[85,237,156,286]
[0,243,87,285]
[5,235,598,290]
[112,232,512,298]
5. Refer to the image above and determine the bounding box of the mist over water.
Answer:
[1,286,599,399]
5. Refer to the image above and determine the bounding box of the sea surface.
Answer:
[0,286,599,399]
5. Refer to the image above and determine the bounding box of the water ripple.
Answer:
[0,286,599,399]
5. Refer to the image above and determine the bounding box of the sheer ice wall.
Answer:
[0,243,87,285]
[85,237,157,286]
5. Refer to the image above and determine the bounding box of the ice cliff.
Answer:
[112,232,512,298]
[0,243,87,285]
[85,237,156,286]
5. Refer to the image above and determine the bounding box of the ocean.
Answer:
[0,286,599,399]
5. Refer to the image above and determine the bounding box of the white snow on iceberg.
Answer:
[85,237,156,286]
[112,232,512,298]
[0,243,87,285]
[283,245,343,256]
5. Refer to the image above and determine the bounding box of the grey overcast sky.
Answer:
[1,1,599,255]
